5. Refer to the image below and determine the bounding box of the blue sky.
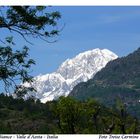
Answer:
[1,6,140,76]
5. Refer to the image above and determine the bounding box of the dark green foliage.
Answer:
[0,94,56,134]
[0,95,139,134]
[0,6,61,43]
[0,37,35,95]
[0,6,61,97]
[54,97,83,134]
[70,48,140,118]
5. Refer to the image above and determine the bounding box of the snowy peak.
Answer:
[25,48,118,103]
[57,48,118,80]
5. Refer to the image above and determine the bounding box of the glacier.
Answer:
[24,48,118,103]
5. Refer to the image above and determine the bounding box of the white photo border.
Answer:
[0,0,140,6]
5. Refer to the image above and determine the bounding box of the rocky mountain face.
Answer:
[24,48,118,103]
[70,48,140,118]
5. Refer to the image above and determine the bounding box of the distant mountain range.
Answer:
[70,48,140,118]
[24,48,118,103]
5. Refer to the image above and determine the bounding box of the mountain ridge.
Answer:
[69,47,140,118]
[24,48,118,103]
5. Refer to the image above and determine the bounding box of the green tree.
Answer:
[85,99,101,133]
[0,6,61,43]
[0,6,61,96]
[55,97,83,134]
[0,37,35,94]
[113,98,140,134]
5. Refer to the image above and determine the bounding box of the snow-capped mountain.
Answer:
[24,48,118,103]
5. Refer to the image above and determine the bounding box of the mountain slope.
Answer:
[93,47,140,86]
[70,48,140,118]
[25,48,118,103]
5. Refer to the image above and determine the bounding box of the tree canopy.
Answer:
[0,95,138,134]
[0,6,61,95]
[0,6,61,43]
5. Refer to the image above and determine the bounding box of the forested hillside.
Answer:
[70,48,140,118]
[0,95,139,134]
